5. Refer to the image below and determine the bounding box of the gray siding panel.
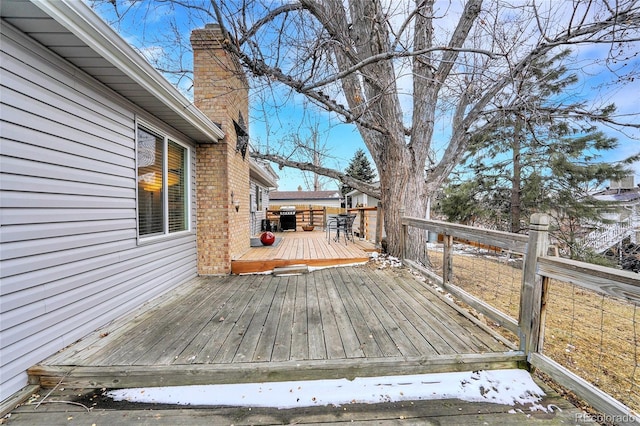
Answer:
[1,239,196,315]
[1,229,135,260]
[1,174,134,199]
[1,135,133,179]
[1,249,197,349]
[1,156,134,189]
[0,22,199,400]
[0,219,134,243]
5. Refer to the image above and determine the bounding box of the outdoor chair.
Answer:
[327,214,356,245]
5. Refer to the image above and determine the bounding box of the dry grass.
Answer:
[543,281,640,411]
[425,244,640,413]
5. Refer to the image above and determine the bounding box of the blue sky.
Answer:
[90,1,640,191]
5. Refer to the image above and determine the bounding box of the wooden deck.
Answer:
[16,265,593,424]
[30,265,521,390]
[232,229,376,274]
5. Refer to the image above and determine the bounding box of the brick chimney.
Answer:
[191,24,250,274]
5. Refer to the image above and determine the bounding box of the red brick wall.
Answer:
[191,25,250,274]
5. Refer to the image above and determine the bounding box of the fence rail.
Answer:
[399,213,640,424]
[401,213,528,336]
[347,205,383,243]
[265,208,328,229]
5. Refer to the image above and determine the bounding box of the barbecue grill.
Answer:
[279,206,297,231]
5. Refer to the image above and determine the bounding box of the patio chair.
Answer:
[327,214,356,245]
[326,215,340,244]
[343,214,356,243]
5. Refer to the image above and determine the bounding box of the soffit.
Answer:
[1,0,224,143]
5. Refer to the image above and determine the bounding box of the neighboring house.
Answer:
[584,176,640,253]
[345,184,382,242]
[0,1,258,402]
[345,183,380,208]
[270,189,343,209]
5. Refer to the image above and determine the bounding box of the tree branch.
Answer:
[301,46,500,92]
[251,152,381,199]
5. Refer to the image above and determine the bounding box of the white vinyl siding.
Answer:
[250,181,270,235]
[0,22,198,400]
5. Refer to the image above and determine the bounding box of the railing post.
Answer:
[323,207,327,230]
[399,207,406,261]
[442,234,453,285]
[376,202,383,244]
[519,213,550,355]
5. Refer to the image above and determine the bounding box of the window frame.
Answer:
[255,185,263,212]
[135,121,192,243]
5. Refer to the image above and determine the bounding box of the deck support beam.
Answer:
[29,353,526,389]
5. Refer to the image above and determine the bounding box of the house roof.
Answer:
[345,182,380,197]
[0,0,225,143]
[270,190,342,201]
[592,188,640,203]
[249,158,278,189]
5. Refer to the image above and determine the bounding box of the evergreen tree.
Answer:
[341,149,376,196]
[439,50,630,243]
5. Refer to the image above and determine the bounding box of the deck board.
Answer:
[32,265,523,389]
[290,274,309,360]
[371,268,457,354]
[252,278,287,362]
[330,267,384,358]
[315,270,347,360]
[336,267,403,357]
[351,268,422,357]
[358,268,440,356]
[398,272,508,352]
[176,275,254,364]
[322,268,367,358]
[307,272,327,360]
[271,276,296,362]
[234,274,280,363]
[215,275,271,363]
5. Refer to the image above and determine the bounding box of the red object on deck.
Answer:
[260,231,275,246]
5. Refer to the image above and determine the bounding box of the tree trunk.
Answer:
[378,154,429,264]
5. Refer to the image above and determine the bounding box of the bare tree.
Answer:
[93,0,640,261]
[273,121,336,191]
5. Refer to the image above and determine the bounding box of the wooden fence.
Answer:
[400,211,640,425]
[264,205,385,242]
[265,208,328,230]
[347,203,384,244]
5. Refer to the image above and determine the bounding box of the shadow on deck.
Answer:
[232,229,377,274]
[30,265,522,389]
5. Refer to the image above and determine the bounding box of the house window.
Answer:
[255,186,263,212]
[137,125,189,238]
[168,141,187,232]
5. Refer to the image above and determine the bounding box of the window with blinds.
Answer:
[168,140,187,233]
[136,125,190,238]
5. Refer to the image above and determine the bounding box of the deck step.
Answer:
[273,264,309,276]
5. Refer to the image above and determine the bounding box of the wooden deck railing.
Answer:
[399,212,640,424]
[347,203,384,243]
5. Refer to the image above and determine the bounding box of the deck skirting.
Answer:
[29,352,526,389]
